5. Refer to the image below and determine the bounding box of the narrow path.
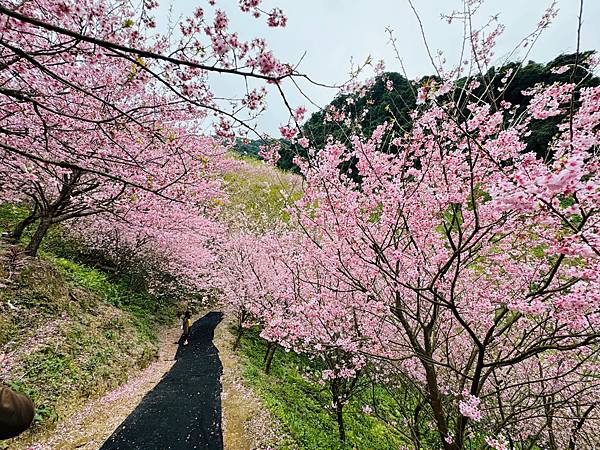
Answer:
[100,312,224,450]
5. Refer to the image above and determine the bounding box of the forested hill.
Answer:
[233,51,599,172]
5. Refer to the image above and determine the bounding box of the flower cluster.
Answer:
[458,391,482,422]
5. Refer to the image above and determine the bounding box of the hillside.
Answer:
[221,154,303,231]
[258,51,599,172]
[233,50,600,174]
[0,207,183,449]
[1,1,599,448]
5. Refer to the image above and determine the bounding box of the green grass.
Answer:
[237,331,513,450]
[222,154,303,231]
[0,203,29,230]
[0,254,163,442]
[237,329,408,450]
[51,256,177,341]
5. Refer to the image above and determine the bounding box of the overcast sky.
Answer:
[158,0,600,135]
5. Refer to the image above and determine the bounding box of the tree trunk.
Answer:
[263,342,273,364]
[545,400,558,450]
[411,403,422,448]
[569,405,595,450]
[232,326,244,351]
[264,343,276,374]
[9,212,37,243]
[334,395,346,443]
[24,219,52,256]
[263,341,273,363]
[422,363,457,450]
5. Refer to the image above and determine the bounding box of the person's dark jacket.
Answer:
[0,386,34,440]
[183,314,191,336]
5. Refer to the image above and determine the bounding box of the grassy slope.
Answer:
[237,330,408,450]
[221,154,302,231]
[0,205,179,448]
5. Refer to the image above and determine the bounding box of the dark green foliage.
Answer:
[231,137,302,173]
[304,52,599,165]
[232,138,264,159]
[461,51,599,161]
[234,53,598,175]
[303,72,416,153]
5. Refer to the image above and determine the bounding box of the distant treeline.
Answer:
[232,52,599,172]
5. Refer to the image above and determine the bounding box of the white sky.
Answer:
[158,0,600,135]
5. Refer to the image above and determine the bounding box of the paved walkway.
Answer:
[100,312,224,450]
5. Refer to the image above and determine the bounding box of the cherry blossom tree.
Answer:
[220,224,389,442]
[292,72,599,450]
[217,4,600,445]
[273,242,389,443]
[0,0,305,256]
[219,231,265,350]
[268,4,600,448]
[220,231,294,361]
[70,136,228,296]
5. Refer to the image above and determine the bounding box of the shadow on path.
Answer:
[101,312,224,450]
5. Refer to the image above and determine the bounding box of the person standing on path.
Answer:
[181,310,192,345]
